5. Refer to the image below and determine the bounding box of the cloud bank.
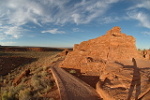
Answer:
[1,42,16,45]
[0,0,120,40]
[42,28,65,34]
[126,0,150,29]
[1,0,150,42]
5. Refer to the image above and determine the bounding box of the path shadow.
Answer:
[62,68,99,88]
[115,58,150,100]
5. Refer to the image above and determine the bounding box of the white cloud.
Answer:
[0,0,120,40]
[0,0,120,25]
[4,26,22,38]
[127,11,150,28]
[72,14,80,25]
[105,0,119,4]
[71,0,111,24]
[0,33,6,40]
[126,0,150,29]
[0,42,16,45]
[102,16,120,24]
[128,0,150,10]
[142,31,150,35]
[72,28,80,32]
[41,28,65,34]
[72,28,85,33]
[0,25,28,39]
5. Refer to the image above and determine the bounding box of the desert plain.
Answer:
[1,26,150,100]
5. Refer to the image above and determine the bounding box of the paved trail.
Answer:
[50,60,101,100]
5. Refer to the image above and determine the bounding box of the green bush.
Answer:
[69,70,76,74]
[35,67,43,73]
[13,83,24,94]
[31,74,43,90]
[1,91,15,100]
[19,88,32,100]
[1,91,8,100]
[41,71,48,77]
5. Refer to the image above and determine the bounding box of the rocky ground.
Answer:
[0,50,62,100]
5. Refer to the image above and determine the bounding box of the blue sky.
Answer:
[0,0,150,49]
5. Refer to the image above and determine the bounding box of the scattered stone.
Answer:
[13,68,30,86]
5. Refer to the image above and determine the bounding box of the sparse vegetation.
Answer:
[19,88,32,100]
[69,69,76,74]
[35,67,43,73]
[0,76,3,82]
[42,71,48,76]
[0,49,62,100]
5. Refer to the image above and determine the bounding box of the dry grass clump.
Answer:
[19,88,32,100]
[69,69,76,74]
[35,67,43,73]
[1,82,25,100]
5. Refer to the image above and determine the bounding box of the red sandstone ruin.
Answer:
[59,26,141,73]
[59,26,150,100]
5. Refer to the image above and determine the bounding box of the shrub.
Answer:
[19,88,32,100]
[41,71,48,77]
[1,91,8,100]
[43,66,49,71]
[35,67,43,73]
[21,77,28,83]
[49,98,55,100]
[3,79,7,84]
[31,74,43,90]
[0,76,3,82]
[13,83,24,94]
[44,85,51,93]
[138,48,141,51]
[1,91,15,100]
[69,70,76,74]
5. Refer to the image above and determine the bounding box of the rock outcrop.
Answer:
[59,26,140,73]
[13,68,30,86]
[59,26,150,100]
[57,49,71,57]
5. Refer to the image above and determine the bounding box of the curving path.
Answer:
[50,60,101,100]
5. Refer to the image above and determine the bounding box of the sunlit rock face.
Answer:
[59,26,140,73]
[59,26,150,100]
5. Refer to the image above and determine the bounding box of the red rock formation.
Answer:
[59,26,140,73]
[59,26,150,100]
[57,49,71,56]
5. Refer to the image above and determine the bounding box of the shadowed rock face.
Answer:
[59,26,140,73]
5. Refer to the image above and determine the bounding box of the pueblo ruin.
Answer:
[59,26,150,100]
